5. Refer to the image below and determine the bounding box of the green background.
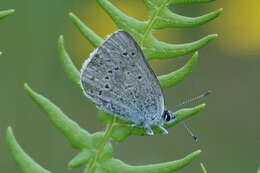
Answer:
[1,0,259,172]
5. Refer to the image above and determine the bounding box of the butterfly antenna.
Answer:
[183,122,198,142]
[176,90,212,142]
[175,90,212,108]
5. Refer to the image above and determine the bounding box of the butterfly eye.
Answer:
[163,110,172,122]
[165,114,171,121]
[131,52,135,56]
[123,52,128,56]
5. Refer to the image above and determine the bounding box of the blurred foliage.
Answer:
[207,0,260,54]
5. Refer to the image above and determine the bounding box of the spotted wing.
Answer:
[80,30,164,123]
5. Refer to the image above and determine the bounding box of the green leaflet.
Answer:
[24,83,95,150]
[0,9,14,54]
[102,150,201,173]
[69,13,103,48]
[6,0,222,173]
[6,127,51,173]
[150,8,223,29]
[200,162,208,173]
[159,51,198,88]
[69,149,94,168]
[58,36,81,87]
[169,0,215,4]
[0,9,14,20]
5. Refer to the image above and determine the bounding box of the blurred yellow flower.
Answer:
[207,0,260,55]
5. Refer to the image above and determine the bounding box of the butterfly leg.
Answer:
[131,121,142,127]
[145,126,154,135]
[132,122,154,135]
[131,123,137,127]
[157,125,168,135]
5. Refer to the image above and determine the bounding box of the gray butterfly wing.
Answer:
[80,30,164,124]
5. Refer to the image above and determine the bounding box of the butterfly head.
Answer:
[162,109,176,122]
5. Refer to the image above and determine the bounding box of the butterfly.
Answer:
[80,30,176,135]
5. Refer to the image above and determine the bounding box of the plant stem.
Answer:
[85,116,117,173]
[139,0,169,48]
